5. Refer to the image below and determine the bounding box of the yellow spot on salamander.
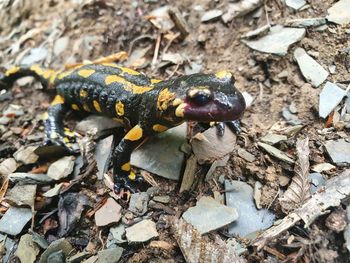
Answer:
[83,103,90,112]
[80,89,88,98]
[63,137,70,143]
[58,70,74,80]
[78,69,95,78]
[93,100,102,112]
[215,70,232,79]
[121,162,131,171]
[128,171,136,180]
[51,95,65,105]
[42,69,55,79]
[157,88,176,111]
[30,64,44,76]
[152,124,168,132]
[172,98,183,107]
[115,101,124,116]
[175,103,187,118]
[64,128,75,137]
[5,66,20,76]
[124,125,143,141]
[105,75,153,94]
[49,72,58,85]
[72,104,79,110]
[151,79,162,84]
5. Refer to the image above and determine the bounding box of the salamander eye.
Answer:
[190,92,211,106]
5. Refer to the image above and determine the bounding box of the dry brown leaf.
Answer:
[279,137,311,212]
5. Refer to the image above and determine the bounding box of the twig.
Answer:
[152,33,162,68]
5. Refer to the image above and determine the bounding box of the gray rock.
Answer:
[282,107,302,125]
[0,104,24,124]
[125,219,159,243]
[95,135,113,179]
[294,48,328,87]
[39,238,73,263]
[285,0,306,10]
[242,25,305,56]
[54,36,70,56]
[225,180,275,237]
[285,17,327,28]
[110,224,127,244]
[5,184,36,207]
[319,82,346,118]
[201,9,223,22]
[258,142,294,164]
[0,234,15,263]
[21,47,48,65]
[47,156,75,180]
[0,158,17,175]
[237,148,255,162]
[242,91,254,108]
[308,173,326,194]
[131,124,186,180]
[95,198,122,227]
[324,139,350,164]
[128,192,149,216]
[15,234,40,263]
[327,0,350,25]
[222,0,263,23]
[75,115,120,136]
[241,25,270,39]
[14,146,39,165]
[153,195,170,204]
[182,196,238,234]
[260,133,287,145]
[9,172,53,184]
[0,206,32,235]
[345,206,350,252]
[97,247,124,263]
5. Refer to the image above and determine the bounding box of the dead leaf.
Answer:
[279,137,311,212]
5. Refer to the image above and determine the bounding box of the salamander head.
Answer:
[161,70,246,123]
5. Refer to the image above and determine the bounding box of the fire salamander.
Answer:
[0,61,246,195]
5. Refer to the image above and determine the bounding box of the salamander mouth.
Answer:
[175,93,246,122]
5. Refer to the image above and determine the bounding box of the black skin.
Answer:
[0,63,246,195]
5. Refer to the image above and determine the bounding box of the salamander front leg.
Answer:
[43,95,78,153]
[112,125,147,197]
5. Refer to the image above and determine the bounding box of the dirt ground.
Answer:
[0,0,349,262]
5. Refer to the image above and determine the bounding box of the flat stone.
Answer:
[47,156,75,180]
[39,238,73,263]
[311,163,335,173]
[222,0,263,23]
[126,219,158,243]
[258,142,294,164]
[260,133,287,145]
[128,192,149,216]
[67,251,90,263]
[225,180,275,237]
[327,0,350,25]
[285,0,306,10]
[191,127,236,164]
[294,48,328,87]
[95,198,122,227]
[97,247,124,263]
[8,172,53,184]
[75,116,120,136]
[324,139,350,164]
[43,183,64,197]
[319,82,346,118]
[308,173,326,194]
[285,17,327,28]
[153,195,170,204]
[13,146,39,165]
[201,9,223,22]
[5,184,36,207]
[242,25,305,56]
[95,135,113,179]
[182,196,238,234]
[131,124,186,180]
[179,155,198,193]
[110,224,127,244]
[0,104,24,124]
[0,206,32,235]
[0,158,18,175]
[21,47,48,65]
[0,234,15,262]
[15,234,40,263]
[54,36,69,56]
[345,206,350,252]
[242,91,254,108]
[237,148,256,162]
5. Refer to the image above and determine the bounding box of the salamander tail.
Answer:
[0,64,57,90]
